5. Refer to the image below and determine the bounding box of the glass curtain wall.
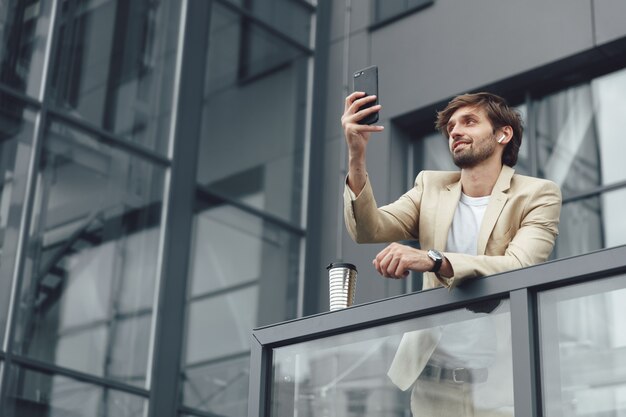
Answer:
[0,0,187,415]
[0,0,315,415]
[179,1,314,416]
[0,0,54,97]
[48,0,180,154]
[0,96,37,345]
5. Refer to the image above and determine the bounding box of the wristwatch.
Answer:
[427,249,444,273]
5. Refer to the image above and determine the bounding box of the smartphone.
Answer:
[352,65,379,125]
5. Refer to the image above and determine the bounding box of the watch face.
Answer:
[428,250,443,273]
[428,250,443,261]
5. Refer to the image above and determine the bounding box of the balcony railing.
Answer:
[248,245,626,417]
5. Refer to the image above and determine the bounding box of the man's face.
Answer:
[445,106,499,169]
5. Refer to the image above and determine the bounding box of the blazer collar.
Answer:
[435,165,515,254]
[477,165,514,254]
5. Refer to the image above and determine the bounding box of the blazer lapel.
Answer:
[477,166,515,254]
[434,179,462,250]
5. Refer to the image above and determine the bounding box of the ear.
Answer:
[498,126,513,144]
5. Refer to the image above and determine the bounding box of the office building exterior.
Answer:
[0,0,624,416]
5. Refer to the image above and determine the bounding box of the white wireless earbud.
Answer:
[497,134,506,143]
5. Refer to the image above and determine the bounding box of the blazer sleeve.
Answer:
[344,173,422,243]
[441,180,562,289]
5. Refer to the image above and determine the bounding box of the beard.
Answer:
[452,134,497,169]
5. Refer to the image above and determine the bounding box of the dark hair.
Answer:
[435,92,523,167]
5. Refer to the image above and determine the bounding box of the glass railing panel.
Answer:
[271,299,514,416]
[538,273,626,416]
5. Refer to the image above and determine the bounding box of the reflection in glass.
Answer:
[13,120,165,387]
[196,2,310,224]
[186,286,258,366]
[592,68,626,186]
[512,103,531,176]
[49,0,181,154]
[554,187,626,259]
[539,275,626,417]
[4,365,146,417]
[535,67,626,198]
[272,300,513,416]
[0,0,53,96]
[182,202,301,415]
[0,94,36,346]
[183,354,250,417]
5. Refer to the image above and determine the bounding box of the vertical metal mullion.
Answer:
[146,0,211,416]
[510,288,542,417]
[143,0,188,394]
[526,91,539,178]
[302,0,332,317]
[296,6,318,319]
[0,0,60,409]
[247,335,272,417]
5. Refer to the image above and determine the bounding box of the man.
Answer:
[341,91,561,415]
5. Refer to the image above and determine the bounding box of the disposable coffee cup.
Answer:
[326,263,357,311]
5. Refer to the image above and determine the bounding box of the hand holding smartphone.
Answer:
[352,65,379,125]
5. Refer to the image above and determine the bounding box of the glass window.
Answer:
[272,299,513,416]
[197,2,310,224]
[3,365,147,417]
[535,67,626,198]
[372,0,434,26]
[182,350,250,417]
[553,187,626,259]
[186,285,258,367]
[12,120,166,388]
[224,0,312,47]
[181,202,301,415]
[0,0,54,97]
[415,132,459,172]
[48,0,182,154]
[0,94,36,346]
[538,274,626,416]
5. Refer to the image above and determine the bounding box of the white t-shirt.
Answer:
[430,193,497,369]
[446,193,490,256]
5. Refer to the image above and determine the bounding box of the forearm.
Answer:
[344,177,421,244]
[347,152,367,195]
[439,241,551,289]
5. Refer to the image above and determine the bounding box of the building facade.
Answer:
[0,0,625,416]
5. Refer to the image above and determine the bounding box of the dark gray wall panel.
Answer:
[330,1,371,42]
[593,0,626,45]
[371,0,594,118]
[316,137,343,311]
[324,33,371,141]
[349,1,372,37]
[330,0,347,42]
[324,40,347,141]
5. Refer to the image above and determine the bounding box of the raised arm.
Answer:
[341,92,384,195]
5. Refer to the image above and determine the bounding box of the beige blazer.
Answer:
[344,165,561,289]
[344,165,561,391]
